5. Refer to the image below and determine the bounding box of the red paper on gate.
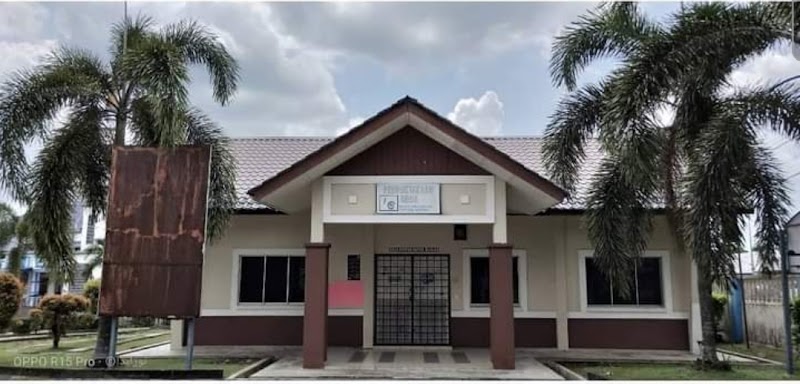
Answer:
[328,280,364,308]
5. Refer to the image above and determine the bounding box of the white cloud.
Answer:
[0,40,57,76]
[728,45,799,89]
[447,91,505,136]
[267,3,593,72]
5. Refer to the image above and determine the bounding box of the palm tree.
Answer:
[545,2,799,365]
[0,15,238,366]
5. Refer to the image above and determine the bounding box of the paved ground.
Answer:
[125,345,761,380]
[251,348,563,380]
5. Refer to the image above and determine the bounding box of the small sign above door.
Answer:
[376,183,441,214]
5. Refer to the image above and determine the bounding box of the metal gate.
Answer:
[374,254,450,345]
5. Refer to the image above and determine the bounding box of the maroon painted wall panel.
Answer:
[194,316,362,346]
[568,319,689,350]
[451,318,557,348]
[100,146,211,317]
[328,126,489,176]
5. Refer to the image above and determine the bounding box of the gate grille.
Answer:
[374,254,450,345]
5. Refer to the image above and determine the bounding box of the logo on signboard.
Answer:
[379,195,399,212]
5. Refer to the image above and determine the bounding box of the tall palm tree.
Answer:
[545,2,799,365]
[0,15,238,365]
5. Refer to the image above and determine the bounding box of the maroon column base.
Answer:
[489,243,515,369]
[303,243,330,369]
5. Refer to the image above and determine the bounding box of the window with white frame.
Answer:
[582,253,666,307]
[464,250,526,308]
[238,254,305,304]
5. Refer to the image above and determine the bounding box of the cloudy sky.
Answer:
[0,1,799,221]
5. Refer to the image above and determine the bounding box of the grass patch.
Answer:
[720,343,799,364]
[0,328,255,378]
[119,357,258,378]
[563,362,800,380]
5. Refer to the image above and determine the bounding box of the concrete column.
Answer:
[689,260,702,355]
[490,177,514,369]
[554,217,569,350]
[489,244,515,369]
[303,243,330,369]
[303,179,329,368]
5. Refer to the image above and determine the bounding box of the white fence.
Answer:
[742,275,800,346]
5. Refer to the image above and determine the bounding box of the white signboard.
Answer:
[376,183,440,214]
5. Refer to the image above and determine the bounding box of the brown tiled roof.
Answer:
[230,135,603,212]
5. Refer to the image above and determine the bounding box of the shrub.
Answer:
[69,312,98,331]
[711,292,728,336]
[38,294,90,348]
[0,273,23,331]
[83,279,100,315]
[130,316,155,328]
[10,318,32,335]
[28,308,43,334]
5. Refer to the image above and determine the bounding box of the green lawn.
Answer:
[720,343,799,364]
[119,357,259,377]
[0,328,255,378]
[564,362,800,380]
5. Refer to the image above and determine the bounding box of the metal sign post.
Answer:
[185,318,196,370]
[108,317,118,368]
[781,232,795,375]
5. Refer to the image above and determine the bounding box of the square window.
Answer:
[584,255,664,307]
[237,254,305,304]
[470,256,519,305]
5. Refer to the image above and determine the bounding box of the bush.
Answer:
[83,279,100,315]
[0,273,24,331]
[69,312,98,331]
[28,308,43,333]
[711,292,728,336]
[10,318,32,335]
[38,293,90,348]
[129,316,155,328]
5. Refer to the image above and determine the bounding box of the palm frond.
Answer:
[123,36,190,146]
[550,2,663,90]
[542,82,605,191]
[723,83,800,141]
[585,158,654,297]
[184,109,236,242]
[28,103,105,283]
[162,20,240,105]
[0,47,109,201]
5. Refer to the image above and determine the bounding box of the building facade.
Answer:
[169,97,702,369]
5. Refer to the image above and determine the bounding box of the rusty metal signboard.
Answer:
[99,146,211,317]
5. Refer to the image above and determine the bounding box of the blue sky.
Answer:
[0,1,798,217]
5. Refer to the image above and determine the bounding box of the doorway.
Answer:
[374,254,450,345]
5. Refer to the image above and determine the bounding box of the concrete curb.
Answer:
[226,357,276,379]
[542,360,586,380]
[118,340,171,356]
[717,348,783,366]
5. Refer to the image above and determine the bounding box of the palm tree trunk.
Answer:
[89,111,127,368]
[697,262,720,365]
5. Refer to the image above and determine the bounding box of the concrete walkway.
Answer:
[251,348,563,380]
